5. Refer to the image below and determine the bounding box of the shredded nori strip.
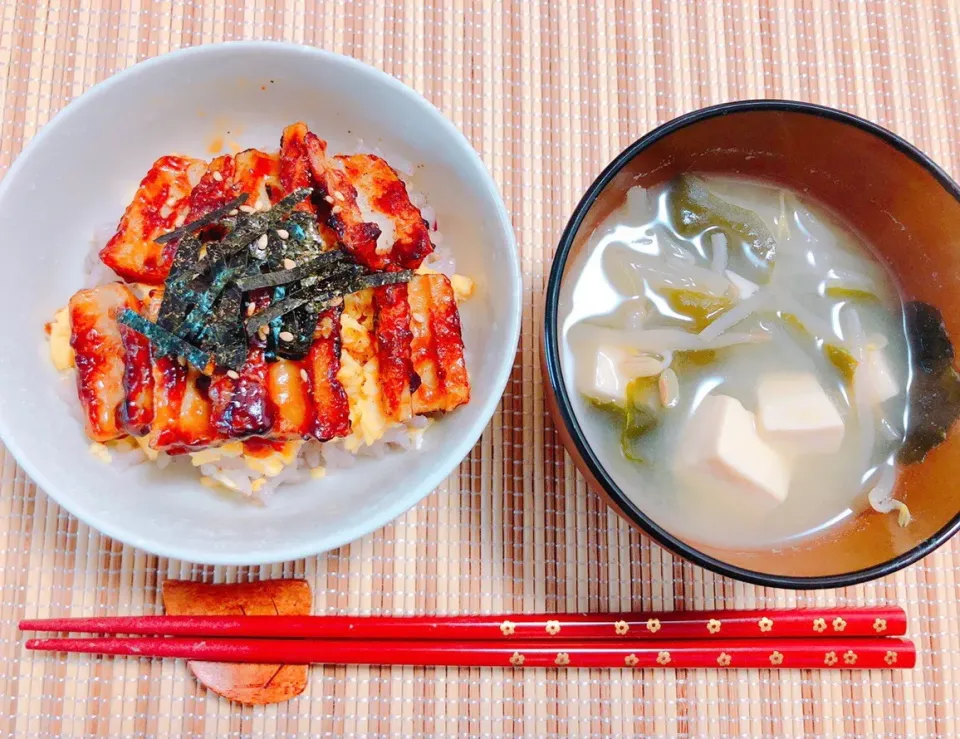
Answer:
[265,283,287,363]
[154,194,249,245]
[199,285,248,370]
[177,263,240,339]
[278,301,320,361]
[117,308,212,373]
[215,187,313,256]
[169,233,203,271]
[157,234,204,330]
[244,270,414,335]
[248,293,314,337]
[146,184,414,372]
[235,251,348,291]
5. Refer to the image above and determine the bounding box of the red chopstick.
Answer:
[18,607,906,640]
[24,635,915,669]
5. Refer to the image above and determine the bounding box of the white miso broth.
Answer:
[559,176,912,550]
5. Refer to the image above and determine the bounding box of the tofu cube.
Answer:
[756,372,845,455]
[864,346,899,404]
[577,344,630,404]
[676,394,791,508]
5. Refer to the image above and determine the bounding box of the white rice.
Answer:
[63,151,455,503]
[84,226,120,288]
[192,415,433,500]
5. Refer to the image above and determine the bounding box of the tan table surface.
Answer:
[1,1,959,737]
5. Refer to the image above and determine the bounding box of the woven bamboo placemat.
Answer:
[1,1,959,737]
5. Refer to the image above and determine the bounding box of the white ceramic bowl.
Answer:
[0,42,520,565]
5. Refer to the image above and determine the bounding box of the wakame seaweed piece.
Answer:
[898,301,960,465]
[198,285,248,370]
[583,378,659,464]
[906,301,953,373]
[621,405,658,463]
[824,343,858,386]
[234,251,348,292]
[154,193,249,245]
[663,289,734,332]
[670,175,777,271]
[824,286,880,302]
[620,376,659,463]
[117,308,213,374]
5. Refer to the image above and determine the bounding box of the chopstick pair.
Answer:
[20,607,915,670]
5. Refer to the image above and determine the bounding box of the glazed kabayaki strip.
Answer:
[69,283,143,442]
[100,155,207,283]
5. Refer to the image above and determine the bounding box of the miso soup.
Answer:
[559,176,921,550]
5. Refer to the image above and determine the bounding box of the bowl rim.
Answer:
[543,99,960,589]
[0,41,522,565]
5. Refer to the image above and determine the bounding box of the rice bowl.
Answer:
[0,43,521,564]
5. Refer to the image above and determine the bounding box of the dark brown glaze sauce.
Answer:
[373,283,415,421]
[304,131,387,270]
[119,321,154,436]
[308,306,352,441]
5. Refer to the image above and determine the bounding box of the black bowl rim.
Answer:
[543,99,960,590]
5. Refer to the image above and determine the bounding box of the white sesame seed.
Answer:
[226,369,240,380]
[228,208,239,216]
[324,195,335,204]
[239,204,256,213]
[278,331,295,342]
[300,369,309,382]
[257,234,269,249]
[331,205,342,215]
[257,201,269,211]
[257,326,269,339]
[283,258,296,270]
[246,302,256,316]
[276,229,289,240]
[212,171,223,182]
[333,191,345,201]
[165,196,177,207]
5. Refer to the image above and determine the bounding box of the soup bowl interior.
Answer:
[0,42,521,565]
[545,101,960,587]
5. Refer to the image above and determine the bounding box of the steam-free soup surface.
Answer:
[559,176,910,550]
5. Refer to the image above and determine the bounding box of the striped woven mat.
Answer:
[1,1,958,737]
